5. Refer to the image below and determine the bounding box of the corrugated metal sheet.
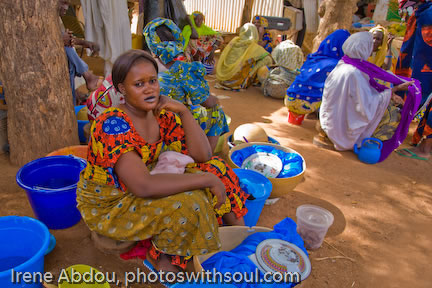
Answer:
[184,0,283,33]
[252,0,284,18]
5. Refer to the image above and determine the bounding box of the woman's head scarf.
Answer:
[253,15,269,27]
[144,17,184,65]
[182,11,218,49]
[368,25,389,67]
[216,23,269,81]
[286,29,350,100]
[342,32,373,60]
[190,11,218,36]
[315,29,351,59]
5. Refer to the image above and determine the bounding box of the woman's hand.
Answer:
[155,95,188,116]
[201,94,219,108]
[207,173,226,209]
[390,81,414,106]
[391,93,405,105]
[387,33,395,48]
[392,81,414,93]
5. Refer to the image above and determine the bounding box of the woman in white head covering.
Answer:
[318,32,412,151]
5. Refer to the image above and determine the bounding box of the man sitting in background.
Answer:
[58,0,101,105]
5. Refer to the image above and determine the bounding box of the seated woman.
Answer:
[271,39,304,71]
[317,32,416,152]
[215,23,273,91]
[144,18,229,153]
[368,25,394,71]
[76,50,248,272]
[182,11,223,64]
[252,15,273,53]
[285,29,350,123]
[261,39,304,99]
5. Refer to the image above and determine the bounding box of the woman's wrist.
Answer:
[178,106,191,117]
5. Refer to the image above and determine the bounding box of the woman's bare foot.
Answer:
[83,71,102,91]
[222,212,245,226]
[396,139,431,160]
[146,250,181,273]
[157,254,182,273]
[305,112,318,120]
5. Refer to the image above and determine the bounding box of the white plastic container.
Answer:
[296,204,334,250]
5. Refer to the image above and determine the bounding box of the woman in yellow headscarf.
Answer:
[182,11,223,64]
[368,25,394,71]
[215,23,273,91]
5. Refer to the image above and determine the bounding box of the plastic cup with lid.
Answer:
[296,204,334,250]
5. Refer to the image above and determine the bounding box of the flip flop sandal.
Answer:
[395,148,428,161]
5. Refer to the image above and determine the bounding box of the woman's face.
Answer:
[252,17,261,28]
[194,14,204,27]
[372,31,384,52]
[119,60,160,113]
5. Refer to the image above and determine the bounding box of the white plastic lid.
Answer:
[296,204,334,229]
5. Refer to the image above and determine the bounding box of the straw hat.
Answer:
[233,123,268,143]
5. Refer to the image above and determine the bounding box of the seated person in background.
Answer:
[86,75,125,121]
[215,23,273,91]
[285,29,350,120]
[144,18,229,153]
[252,15,273,53]
[58,0,101,104]
[368,25,394,71]
[260,39,304,99]
[77,50,248,273]
[271,39,304,71]
[182,11,223,64]
[318,32,414,151]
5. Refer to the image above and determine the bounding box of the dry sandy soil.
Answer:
[1,70,432,288]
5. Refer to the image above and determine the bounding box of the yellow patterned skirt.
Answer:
[215,55,273,90]
[284,97,322,115]
[372,104,401,141]
[76,169,221,258]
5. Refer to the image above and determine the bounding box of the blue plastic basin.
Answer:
[0,216,50,288]
[16,156,87,229]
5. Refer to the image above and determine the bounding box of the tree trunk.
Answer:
[312,0,358,51]
[0,0,79,166]
[240,0,255,27]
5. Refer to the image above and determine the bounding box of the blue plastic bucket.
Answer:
[16,156,87,229]
[0,216,52,288]
[74,105,89,143]
[234,169,272,227]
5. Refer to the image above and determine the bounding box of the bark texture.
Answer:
[312,0,358,51]
[0,0,79,166]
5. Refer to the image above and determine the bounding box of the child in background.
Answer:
[76,49,247,272]
[86,75,124,121]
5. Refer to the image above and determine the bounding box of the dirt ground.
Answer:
[1,63,432,288]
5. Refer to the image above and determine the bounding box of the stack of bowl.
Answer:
[228,142,306,198]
